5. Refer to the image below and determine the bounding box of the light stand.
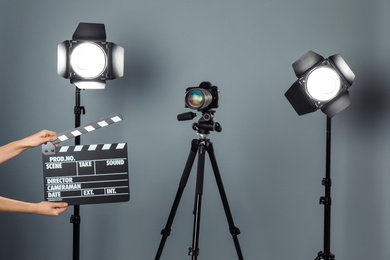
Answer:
[284,51,355,260]
[155,111,243,260]
[315,116,334,260]
[70,87,85,260]
[57,22,124,260]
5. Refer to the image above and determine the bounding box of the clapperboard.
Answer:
[41,113,130,205]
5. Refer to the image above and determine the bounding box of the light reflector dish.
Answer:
[70,43,107,79]
[306,67,341,102]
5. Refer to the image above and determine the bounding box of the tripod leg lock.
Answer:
[319,196,332,205]
[70,214,81,224]
[74,106,86,115]
[322,178,332,187]
[230,226,241,236]
[160,228,171,237]
[188,247,199,257]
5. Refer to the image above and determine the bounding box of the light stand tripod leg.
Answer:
[206,141,244,260]
[189,142,206,259]
[155,139,199,260]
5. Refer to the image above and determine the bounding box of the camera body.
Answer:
[185,81,219,111]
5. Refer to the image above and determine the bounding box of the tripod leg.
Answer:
[155,139,199,260]
[206,141,244,260]
[189,141,206,259]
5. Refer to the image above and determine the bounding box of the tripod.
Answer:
[155,111,244,260]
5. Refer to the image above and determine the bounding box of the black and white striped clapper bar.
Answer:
[41,113,129,205]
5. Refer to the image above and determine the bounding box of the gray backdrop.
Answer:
[0,0,389,259]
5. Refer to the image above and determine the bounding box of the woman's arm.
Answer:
[0,130,57,164]
[0,196,68,217]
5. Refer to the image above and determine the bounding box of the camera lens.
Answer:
[185,89,212,110]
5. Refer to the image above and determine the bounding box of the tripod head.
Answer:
[177,110,222,136]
